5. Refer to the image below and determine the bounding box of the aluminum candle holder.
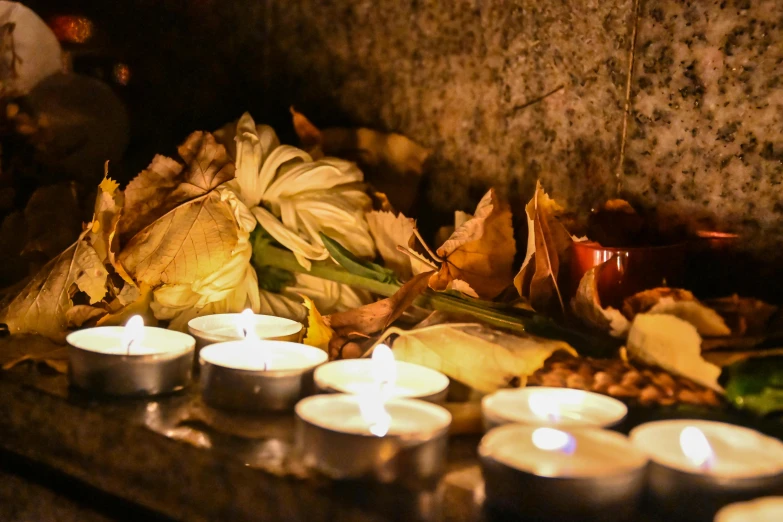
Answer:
[199,340,327,412]
[313,359,449,403]
[67,325,195,397]
[481,386,627,431]
[479,424,648,521]
[295,394,452,488]
[188,312,302,359]
[630,420,783,521]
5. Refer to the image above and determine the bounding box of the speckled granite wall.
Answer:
[41,0,783,261]
[262,0,635,218]
[623,0,783,255]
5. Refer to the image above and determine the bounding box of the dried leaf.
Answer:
[302,295,334,351]
[118,191,239,287]
[97,283,156,327]
[514,181,576,314]
[623,288,730,337]
[65,305,107,327]
[571,264,630,337]
[118,131,235,243]
[366,210,417,279]
[0,334,67,373]
[328,271,432,336]
[704,295,778,336]
[382,323,575,394]
[626,314,722,392]
[449,280,479,298]
[429,189,515,300]
[291,107,430,175]
[0,236,108,340]
[90,168,124,263]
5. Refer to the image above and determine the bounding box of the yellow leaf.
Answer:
[302,295,334,351]
[97,283,156,327]
[118,192,239,287]
[0,236,109,341]
[384,323,575,394]
[626,314,722,392]
[429,189,515,299]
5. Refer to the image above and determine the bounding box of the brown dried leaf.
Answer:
[429,189,515,299]
[118,131,234,243]
[90,170,124,263]
[571,263,630,337]
[514,181,576,314]
[118,191,239,287]
[0,235,109,341]
[65,304,107,327]
[703,295,778,336]
[328,271,432,336]
[290,107,430,176]
[623,288,730,337]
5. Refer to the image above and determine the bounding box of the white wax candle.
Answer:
[482,387,627,428]
[715,497,783,522]
[295,394,452,437]
[188,313,302,343]
[479,424,647,478]
[199,340,327,372]
[313,359,449,399]
[67,326,194,356]
[630,420,783,478]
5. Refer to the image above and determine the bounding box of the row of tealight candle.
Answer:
[65,312,454,485]
[478,386,783,521]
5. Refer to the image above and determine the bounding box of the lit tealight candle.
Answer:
[481,386,627,430]
[313,344,450,403]
[199,336,328,412]
[295,393,452,485]
[479,424,648,520]
[188,309,303,351]
[67,315,195,396]
[715,496,783,522]
[630,420,783,520]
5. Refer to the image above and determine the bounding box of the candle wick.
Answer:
[126,338,135,356]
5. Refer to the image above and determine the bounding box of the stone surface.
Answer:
[624,0,783,257]
[264,0,635,218]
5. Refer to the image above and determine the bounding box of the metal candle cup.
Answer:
[479,424,648,521]
[630,420,783,521]
[295,394,452,488]
[67,325,195,397]
[188,312,303,354]
[313,359,449,403]
[199,340,327,412]
[481,386,628,431]
[715,496,783,522]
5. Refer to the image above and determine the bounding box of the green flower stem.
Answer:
[255,245,618,356]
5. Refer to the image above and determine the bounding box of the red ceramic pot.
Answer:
[570,242,688,309]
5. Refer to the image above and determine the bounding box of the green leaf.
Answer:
[319,233,399,285]
[256,265,296,293]
[722,356,783,416]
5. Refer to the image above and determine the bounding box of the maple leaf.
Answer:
[428,189,515,300]
[514,181,577,314]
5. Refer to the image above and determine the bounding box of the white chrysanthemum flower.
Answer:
[226,112,375,269]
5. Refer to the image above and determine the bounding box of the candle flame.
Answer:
[528,392,561,423]
[680,426,715,470]
[531,427,576,454]
[371,344,396,398]
[238,309,257,340]
[122,315,145,355]
[359,394,391,437]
